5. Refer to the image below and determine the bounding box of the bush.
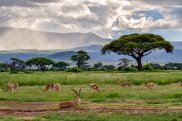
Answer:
[66,67,83,72]
[9,69,19,74]
[142,64,154,71]
[124,67,138,72]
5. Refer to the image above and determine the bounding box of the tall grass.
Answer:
[0,71,182,86]
[43,112,182,121]
[0,84,181,103]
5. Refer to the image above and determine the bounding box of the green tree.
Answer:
[26,57,54,71]
[0,63,9,72]
[118,58,131,67]
[10,58,26,71]
[71,50,90,68]
[102,33,173,70]
[93,62,103,70]
[53,61,70,71]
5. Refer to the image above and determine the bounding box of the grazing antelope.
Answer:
[4,81,19,92]
[89,83,100,92]
[145,81,154,89]
[59,88,81,109]
[119,81,132,88]
[41,83,61,92]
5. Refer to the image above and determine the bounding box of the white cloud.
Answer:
[0,0,181,48]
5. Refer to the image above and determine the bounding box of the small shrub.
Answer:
[124,67,138,72]
[9,69,19,74]
[142,64,154,71]
[66,67,83,73]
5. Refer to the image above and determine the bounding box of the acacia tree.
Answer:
[118,58,131,68]
[10,58,26,71]
[102,33,173,70]
[26,57,54,71]
[53,61,70,70]
[71,50,90,68]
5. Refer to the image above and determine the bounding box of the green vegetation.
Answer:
[102,33,173,70]
[0,71,182,86]
[0,112,182,121]
[71,50,90,68]
[0,71,181,102]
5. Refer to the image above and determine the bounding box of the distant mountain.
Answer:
[67,44,103,52]
[48,51,76,60]
[172,42,182,50]
[0,27,112,50]
[0,45,182,63]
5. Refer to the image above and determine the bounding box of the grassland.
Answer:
[0,71,182,86]
[0,71,181,120]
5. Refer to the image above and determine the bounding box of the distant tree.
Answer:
[53,61,70,71]
[93,62,103,70]
[164,62,182,70]
[71,50,90,68]
[26,57,54,71]
[118,58,131,68]
[150,63,162,69]
[10,58,26,71]
[0,63,9,72]
[102,33,173,70]
[102,65,115,70]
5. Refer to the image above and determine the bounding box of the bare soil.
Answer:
[0,100,181,117]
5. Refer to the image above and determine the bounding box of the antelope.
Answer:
[89,83,100,92]
[145,81,154,89]
[41,83,61,92]
[4,81,19,92]
[59,88,81,109]
[119,81,132,88]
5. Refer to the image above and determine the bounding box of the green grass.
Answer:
[0,71,182,86]
[0,84,181,103]
[1,112,182,121]
[44,112,182,121]
[0,71,181,120]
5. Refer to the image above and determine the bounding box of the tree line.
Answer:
[0,33,180,72]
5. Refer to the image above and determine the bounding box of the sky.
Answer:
[0,0,182,50]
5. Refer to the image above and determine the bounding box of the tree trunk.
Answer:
[136,57,142,71]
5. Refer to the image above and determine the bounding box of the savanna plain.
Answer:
[0,71,181,121]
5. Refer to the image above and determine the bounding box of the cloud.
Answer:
[0,0,181,50]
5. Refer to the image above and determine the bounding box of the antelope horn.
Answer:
[79,87,81,96]
[71,88,78,96]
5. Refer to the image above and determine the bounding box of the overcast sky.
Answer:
[0,0,182,42]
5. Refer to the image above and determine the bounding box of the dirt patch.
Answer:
[0,101,181,117]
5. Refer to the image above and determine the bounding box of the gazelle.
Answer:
[89,83,100,92]
[41,83,61,92]
[145,81,154,89]
[59,88,81,109]
[119,81,132,88]
[4,81,19,92]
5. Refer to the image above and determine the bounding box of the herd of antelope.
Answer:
[1,80,182,109]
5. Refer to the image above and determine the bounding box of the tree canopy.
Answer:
[102,33,173,70]
[71,50,90,68]
[26,57,54,71]
[53,61,70,70]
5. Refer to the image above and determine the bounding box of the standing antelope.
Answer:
[4,81,19,92]
[89,83,100,92]
[59,88,81,109]
[145,81,154,89]
[41,83,61,92]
